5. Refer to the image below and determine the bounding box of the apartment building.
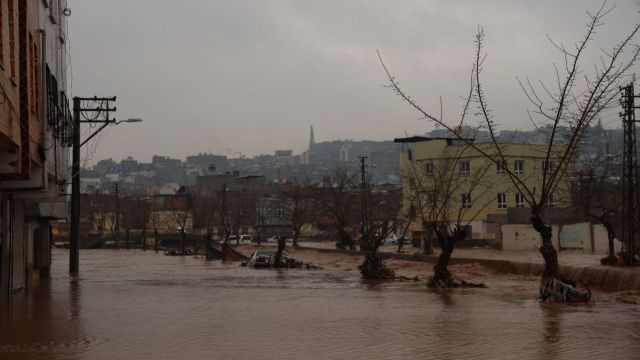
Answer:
[0,0,70,296]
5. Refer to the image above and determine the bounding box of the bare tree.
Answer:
[573,130,621,264]
[282,183,318,247]
[226,190,257,244]
[312,168,359,250]
[380,2,639,300]
[406,140,494,288]
[167,192,193,255]
[191,181,220,251]
[358,183,403,279]
[149,194,165,252]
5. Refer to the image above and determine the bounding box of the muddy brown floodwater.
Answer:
[2,249,640,360]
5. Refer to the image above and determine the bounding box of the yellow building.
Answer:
[396,137,570,240]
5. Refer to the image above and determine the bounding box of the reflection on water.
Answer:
[1,249,640,360]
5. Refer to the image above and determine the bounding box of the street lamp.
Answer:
[69,95,142,274]
[118,118,143,124]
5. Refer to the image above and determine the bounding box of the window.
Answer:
[8,0,16,80]
[546,192,556,207]
[497,193,507,209]
[542,160,555,174]
[514,160,524,175]
[425,161,434,177]
[461,193,471,209]
[496,159,506,174]
[515,192,525,208]
[459,160,470,175]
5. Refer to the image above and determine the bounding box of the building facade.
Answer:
[397,137,570,240]
[0,0,70,296]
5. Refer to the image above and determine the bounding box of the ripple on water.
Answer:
[2,249,640,360]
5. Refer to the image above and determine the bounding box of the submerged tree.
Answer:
[405,138,495,288]
[358,183,403,279]
[381,2,639,301]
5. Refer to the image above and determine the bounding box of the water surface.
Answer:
[1,249,639,360]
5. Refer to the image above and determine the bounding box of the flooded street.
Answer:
[2,250,640,360]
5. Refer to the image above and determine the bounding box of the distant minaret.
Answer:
[309,125,315,150]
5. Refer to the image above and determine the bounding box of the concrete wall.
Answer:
[592,224,622,255]
[559,223,590,250]
[501,224,560,251]
[501,221,621,254]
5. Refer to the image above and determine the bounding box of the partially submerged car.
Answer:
[242,250,321,269]
[242,250,289,268]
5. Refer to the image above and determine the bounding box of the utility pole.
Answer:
[360,156,367,240]
[220,184,228,259]
[621,82,640,261]
[69,98,82,274]
[114,183,120,249]
[221,184,228,239]
[69,96,141,274]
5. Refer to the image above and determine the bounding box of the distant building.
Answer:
[186,153,228,174]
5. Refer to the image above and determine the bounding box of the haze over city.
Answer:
[68,0,638,164]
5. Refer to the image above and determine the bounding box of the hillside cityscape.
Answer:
[80,121,623,196]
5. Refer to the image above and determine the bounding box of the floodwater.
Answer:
[1,250,640,360]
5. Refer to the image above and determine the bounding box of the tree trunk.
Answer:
[359,232,395,279]
[274,236,286,267]
[427,235,456,288]
[359,250,395,279]
[154,229,159,253]
[180,229,186,255]
[532,213,590,302]
[292,228,300,247]
[426,230,484,289]
[125,229,130,250]
[337,227,354,250]
[600,221,618,265]
[531,214,559,278]
[222,240,229,261]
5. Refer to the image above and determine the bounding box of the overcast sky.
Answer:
[67,0,639,164]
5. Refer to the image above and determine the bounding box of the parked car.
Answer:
[218,235,240,244]
[240,235,253,244]
[382,234,400,245]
